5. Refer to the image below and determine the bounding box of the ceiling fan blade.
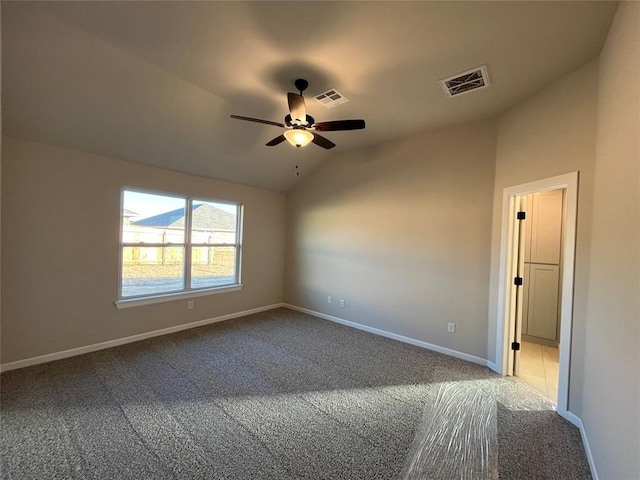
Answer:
[312,119,366,131]
[230,115,285,128]
[287,93,307,124]
[311,132,336,149]
[266,135,287,146]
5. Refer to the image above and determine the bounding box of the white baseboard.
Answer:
[559,411,598,480]
[0,303,284,373]
[558,408,580,427]
[486,361,499,373]
[285,304,490,367]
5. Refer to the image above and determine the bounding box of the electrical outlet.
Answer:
[187,300,194,310]
[339,299,345,307]
[447,322,455,333]
[327,296,332,304]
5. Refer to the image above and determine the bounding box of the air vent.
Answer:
[439,65,490,98]
[314,89,349,109]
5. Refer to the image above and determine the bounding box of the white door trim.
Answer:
[494,172,578,416]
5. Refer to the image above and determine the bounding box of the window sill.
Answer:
[114,284,242,310]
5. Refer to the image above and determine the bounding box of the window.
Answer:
[118,188,242,304]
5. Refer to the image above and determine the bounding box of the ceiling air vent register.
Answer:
[440,65,490,98]
[314,89,349,109]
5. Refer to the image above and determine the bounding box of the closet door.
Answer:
[525,264,560,341]
[529,190,563,264]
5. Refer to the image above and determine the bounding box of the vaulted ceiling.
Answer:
[1,1,617,192]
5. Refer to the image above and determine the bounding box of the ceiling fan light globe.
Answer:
[284,129,313,148]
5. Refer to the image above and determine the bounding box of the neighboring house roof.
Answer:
[132,204,235,230]
[123,209,138,218]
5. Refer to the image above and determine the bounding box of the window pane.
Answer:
[191,200,238,244]
[122,191,186,244]
[191,246,236,288]
[121,246,185,297]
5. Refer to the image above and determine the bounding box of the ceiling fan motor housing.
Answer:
[285,114,315,128]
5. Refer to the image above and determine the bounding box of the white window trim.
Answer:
[114,284,243,309]
[116,187,243,307]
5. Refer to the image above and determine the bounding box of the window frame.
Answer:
[115,187,243,309]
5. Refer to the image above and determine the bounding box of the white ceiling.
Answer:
[1,1,617,192]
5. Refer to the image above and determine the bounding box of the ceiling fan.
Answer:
[230,79,365,149]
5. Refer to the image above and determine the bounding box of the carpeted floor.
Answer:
[1,308,591,479]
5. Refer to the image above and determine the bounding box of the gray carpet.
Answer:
[1,308,591,479]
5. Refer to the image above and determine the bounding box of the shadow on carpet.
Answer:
[497,403,592,479]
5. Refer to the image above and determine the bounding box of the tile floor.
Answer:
[518,341,559,403]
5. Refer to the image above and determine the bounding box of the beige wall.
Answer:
[285,121,497,359]
[488,60,599,414]
[1,137,286,364]
[583,3,639,478]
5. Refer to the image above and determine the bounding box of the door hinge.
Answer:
[514,277,523,286]
[517,211,526,220]
[511,342,521,351]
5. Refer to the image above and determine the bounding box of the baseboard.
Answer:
[285,304,490,367]
[486,361,499,373]
[0,303,285,373]
[558,409,580,428]
[559,410,599,480]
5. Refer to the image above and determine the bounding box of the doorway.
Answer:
[514,189,564,403]
[494,172,578,417]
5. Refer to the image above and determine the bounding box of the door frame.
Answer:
[494,172,578,416]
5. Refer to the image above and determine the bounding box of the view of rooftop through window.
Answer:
[120,189,241,298]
